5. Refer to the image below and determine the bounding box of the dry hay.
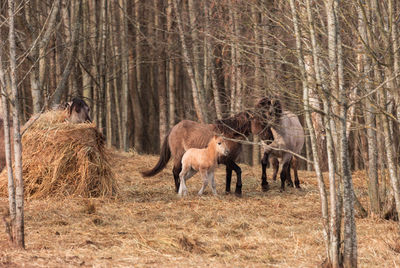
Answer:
[0,110,118,199]
[0,151,399,267]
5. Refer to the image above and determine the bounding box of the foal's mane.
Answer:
[214,111,252,138]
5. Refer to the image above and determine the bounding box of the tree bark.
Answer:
[0,39,16,243]
[290,0,330,264]
[172,0,206,123]
[8,0,25,248]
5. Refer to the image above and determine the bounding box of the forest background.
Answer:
[1,0,400,266]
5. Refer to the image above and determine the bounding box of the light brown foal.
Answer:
[178,135,229,197]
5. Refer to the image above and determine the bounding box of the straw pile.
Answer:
[0,110,118,199]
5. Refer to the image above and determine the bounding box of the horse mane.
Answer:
[255,97,282,127]
[214,111,252,138]
[251,97,283,140]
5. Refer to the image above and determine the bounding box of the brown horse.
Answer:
[178,135,229,197]
[0,97,92,171]
[252,97,304,191]
[141,112,252,196]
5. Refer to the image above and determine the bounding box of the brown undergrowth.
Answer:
[0,150,399,267]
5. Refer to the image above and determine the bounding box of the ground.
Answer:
[0,150,399,267]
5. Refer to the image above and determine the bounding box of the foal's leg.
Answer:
[178,167,196,197]
[178,166,189,197]
[261,152,269,192]
[292,157,300,188]
[209,172,217,196]
[271,157,279,181]
[198,170,209,196]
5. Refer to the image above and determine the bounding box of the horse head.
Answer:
[251,97,282,140]
[214,135,229,156]
[67,98,92,123]
[214,111,252,139]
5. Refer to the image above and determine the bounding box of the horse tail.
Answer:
[141,130,171,177]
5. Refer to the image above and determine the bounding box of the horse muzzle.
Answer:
[223,149,230,156]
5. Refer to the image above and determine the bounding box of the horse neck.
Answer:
[206,140,219,162]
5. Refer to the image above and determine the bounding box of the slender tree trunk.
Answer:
[290,0,330,264]
[187,0,207,122]
[8,0,25,248]
[252,3,261,166]
[52,0,82,106]
[0,40,16,243]
[167,0,176,128]
[204,1,222,120]
[329,1,357,266]
[118,0,129,151]
[156,0,168,148]
[105,0,112,147]
[305,2,339,264]
[358,3,380,216]
[172,0,205,123]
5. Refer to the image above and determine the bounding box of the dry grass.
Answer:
[0,150,399,267]
[0,110,117,199]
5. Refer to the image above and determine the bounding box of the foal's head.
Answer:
[212,135,229,156]
[67,98,92,123]
[251,97,282,139]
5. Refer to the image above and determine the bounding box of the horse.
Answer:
[65,98,92,123]
[252,97,304,191]
[178,135,229,197]
[141,112,253,196]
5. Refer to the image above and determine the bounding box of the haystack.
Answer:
[0,110,118,199]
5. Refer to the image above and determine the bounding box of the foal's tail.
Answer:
[141,131,171,177]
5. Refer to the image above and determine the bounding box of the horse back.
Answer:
[168,120,214,159]
[277,111,305,154]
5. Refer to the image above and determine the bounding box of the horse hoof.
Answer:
[262,184,269,192]
[235,191,242,197]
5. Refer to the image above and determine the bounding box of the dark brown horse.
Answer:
[252,97,304,191]
[141,112,252,196]
[65,98,92,123]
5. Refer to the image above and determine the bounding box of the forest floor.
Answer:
[0,149,399,267]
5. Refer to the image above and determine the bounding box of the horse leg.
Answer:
[271,157,279,181]
[198,170,209,196]
[230,160,242,197]
[173,162,182,193]
[225,164,233,194]
[292,157,300,188]
[209,172,217,196]
[280,161,291,191]
[179,167,196,197]
[224,159,242,196]
[261,152,269,192]
[178,166,189,197]
[286,157,294,187]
